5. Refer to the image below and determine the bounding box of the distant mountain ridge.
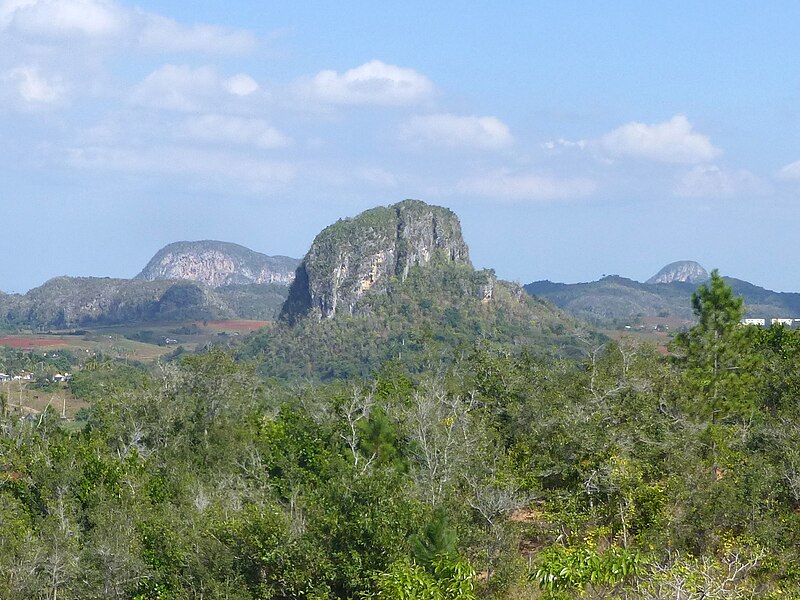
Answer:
[0,240,300,328]
[526,261,800,326]
[136,240,299,287]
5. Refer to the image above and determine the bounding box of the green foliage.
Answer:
[411,508,459,567]
[245,259,591,380]
[6,271,800,597]
[374,555,476,599]
[673,269,759,422]
[69,362,152,401]
[531,543,643,597]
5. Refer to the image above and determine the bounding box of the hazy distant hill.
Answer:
[136,240,299,287]
[526,262,800,326]
[0,240,301,328]
[0,277,291,328]
[0,277,230,327]
[525,276,699,325]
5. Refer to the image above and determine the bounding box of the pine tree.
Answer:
[673,270,757,422]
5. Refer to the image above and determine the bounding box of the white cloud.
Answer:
[356,167,397,187]
[399,113,513,150]
[309,60,434,106]
[777,160,800,181]
[0,0,33,28]
[675,165,764,198]
[5,65,64,102]
[1,0,255,54]
[136,12,256,54]
[65,145,296,189]
[131,65,217,111]
[181,114,289,149]
[542,138,587,151]
[224,73,259,96]
[1,0,125,36]
[601,115,720,164]
[457,168,596,201]
[131,65,258,112]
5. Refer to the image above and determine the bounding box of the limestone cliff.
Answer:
[646,261,709,285]
[136,240,299,287]
[281,200,472,321]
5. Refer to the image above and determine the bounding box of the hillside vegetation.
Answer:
[248,200,591,379]
[5,202,800,598]
[245,255,592,380]
[3,272,800,597]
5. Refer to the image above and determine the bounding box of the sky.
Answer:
[2,1,800,293]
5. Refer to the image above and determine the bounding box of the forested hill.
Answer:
[526,263,800,326]
[0,241,300,328]
[243,199,594,379]
[0,276,290,327]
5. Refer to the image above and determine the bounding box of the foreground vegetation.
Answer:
[2,272,800,598]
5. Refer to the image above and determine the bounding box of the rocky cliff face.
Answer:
[282,200,472,321]
[646,261,709,284]
[136,240,299,287]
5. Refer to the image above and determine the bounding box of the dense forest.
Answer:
[2,271,800,598]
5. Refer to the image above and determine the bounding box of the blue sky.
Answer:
[2,1,800,293]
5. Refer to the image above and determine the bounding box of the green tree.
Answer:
[673,270,756,422]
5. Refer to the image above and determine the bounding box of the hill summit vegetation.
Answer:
[281,199,471,322]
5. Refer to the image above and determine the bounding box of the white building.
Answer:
[742,318,766,326]
[772,318,794,326]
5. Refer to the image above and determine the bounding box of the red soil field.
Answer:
[0,337,70,349]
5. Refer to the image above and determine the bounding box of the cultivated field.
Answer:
[0,319,272,362]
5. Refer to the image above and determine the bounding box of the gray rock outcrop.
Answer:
[281,200,471,321]
[646,261,709,285]
[136,240,299,287]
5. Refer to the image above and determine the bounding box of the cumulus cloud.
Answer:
[1,0,125,36]
[181,114,289,149]
[356,167,397,187]
[0,0,255,53]
[224,73,259,96]
[674,165,764,198]
[399,113,513,150]
[131,65,259,112]
[542,138,587,151]
[5,65,64,102]
[309,60,434,106]
[777,160,800,181]
[457,168,596,201]
[135,12,256,54]
[601,115,720,164]
[66,145,296,189]
[131,65,218,111]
